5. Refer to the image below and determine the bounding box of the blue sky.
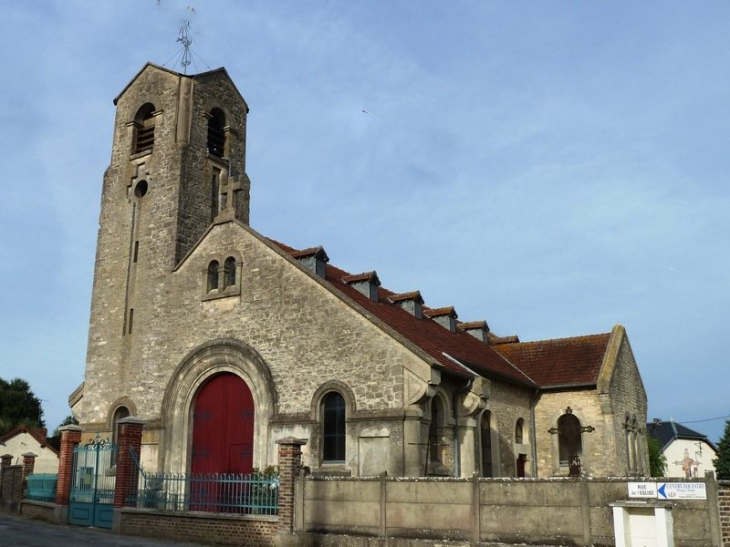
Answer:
[1,1,729,444]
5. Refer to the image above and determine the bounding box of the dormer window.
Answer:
[342,271,380,303]
[424,306,458,332]
[207,108,226,157]
[133,103,156,154]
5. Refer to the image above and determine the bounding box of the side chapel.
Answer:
[70,64,650,479]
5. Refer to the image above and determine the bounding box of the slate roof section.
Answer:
[270,238,537,386]
[646,420,719,453]
[492,333,611,388]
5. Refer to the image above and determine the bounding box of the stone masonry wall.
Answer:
[608,336,649,476]
[533,390,611,477]
[487,382,533,477]
[83,216,429,474]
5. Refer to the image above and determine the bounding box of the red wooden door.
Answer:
[191,373,254,475]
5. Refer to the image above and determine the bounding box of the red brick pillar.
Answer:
[55,425,82,506]
[0,454,12,499]
[113,417,144,508]
[21,452,37,498]
[276,437,307,535]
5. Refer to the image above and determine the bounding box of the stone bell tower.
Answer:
[75,63,251,426]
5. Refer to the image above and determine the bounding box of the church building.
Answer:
[69,63,650,479]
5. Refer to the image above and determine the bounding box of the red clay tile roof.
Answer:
[269,239,539,386]
[493,333,611,388]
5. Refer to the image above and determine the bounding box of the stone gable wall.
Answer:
[607,336,649,476]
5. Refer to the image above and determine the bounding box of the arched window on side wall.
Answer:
[322,392,346,463]
[207,261,219,291]
[515,418,524,444]
[134,103,156,154]
[428,398,443,464]
[224,257,237,288]
[558,413,583,472]
[207,108,226,157]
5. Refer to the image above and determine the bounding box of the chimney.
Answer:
[343,271,381,302]
[293,246,329,278]
[391,291,424,319]
[459,320,490,343]
[424,306,458,333]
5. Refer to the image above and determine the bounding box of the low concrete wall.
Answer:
[19,500,55,521]
[301,475,719,546]
[118,508,279,546]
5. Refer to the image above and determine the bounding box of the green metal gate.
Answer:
[68,438,116,529]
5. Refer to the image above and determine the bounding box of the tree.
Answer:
[713,419,730,480]
[648,436,667,477]
[46,414,79,451]
[0,377,45,436]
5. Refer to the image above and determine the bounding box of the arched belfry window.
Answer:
[207,108,226,157]
[224,257,237,288]
[207,260,219,291]
[322,392,346,462]
[134,103,156,154]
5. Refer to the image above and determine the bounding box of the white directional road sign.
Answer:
[656,482,707,500]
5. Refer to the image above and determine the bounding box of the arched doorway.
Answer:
[191,372,254,475]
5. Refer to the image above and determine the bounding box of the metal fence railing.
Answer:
[129,470,279,515]
[25,473,58,502]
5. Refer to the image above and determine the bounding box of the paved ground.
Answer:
[0,513,210,547]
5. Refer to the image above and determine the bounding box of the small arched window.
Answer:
[111,406,130,465]
[134,103,156,154]
[207,108,226,157]
[515,418,524,444]
[224,257,237,288]
[322,392,346,462]
[480,411,494,477]
[207,260,220,291]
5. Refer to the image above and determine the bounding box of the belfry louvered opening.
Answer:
[134,103,156,154]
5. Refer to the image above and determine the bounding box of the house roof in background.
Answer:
[0,425,59,456]
[646,420,719,453]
